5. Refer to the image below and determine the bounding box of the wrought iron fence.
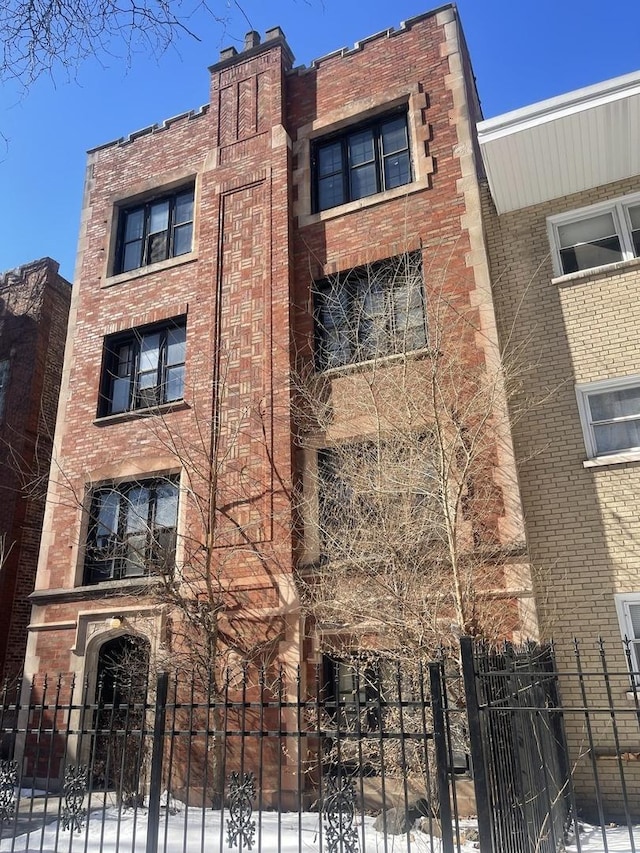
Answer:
[0,661,463,853]
[0,640,639,853]
[459,635,640,853]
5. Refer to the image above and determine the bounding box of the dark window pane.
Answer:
[318,176,345,211]
[122,240,143,272]
[317,286,352,368]
[350,162,377,200]
[124,209,144,241]
[318,143,342,178]
[116,343,133,377]
[148,231,169,265]
[174,191,194,225]
[384,151,411,190]
[173,223,193,256]
[348,129,375,166]
[85,479,178,584]
[559,236,622,274]
[381,117,408,154]
[123,533,147,575]
[165,365,184,401]
[149,200,170,234]
[111,377,131,413]
[359,282,390,358]
[632,229,640,257]
[314,113,411,212]
[314,253,425,369]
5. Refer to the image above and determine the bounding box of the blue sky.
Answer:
[2,0,640,281]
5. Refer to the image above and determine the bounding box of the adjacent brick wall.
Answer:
[0,258,71,678]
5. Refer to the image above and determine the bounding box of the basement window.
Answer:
[84,476,178,584]
[548,193,640,276]
[98,318,186,417]
[114,186,194,274]
[312,110,411,212]
[322,656,387,730]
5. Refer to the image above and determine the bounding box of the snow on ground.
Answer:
[0,803,638,853]
[0,806,472,853]
[566,823,640,853]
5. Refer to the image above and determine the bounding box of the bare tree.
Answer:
[294,249,534,671]
[0,0,253,89]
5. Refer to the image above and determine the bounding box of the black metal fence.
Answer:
[459,636,640,853]
[0,640,639,853]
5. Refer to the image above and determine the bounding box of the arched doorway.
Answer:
[93,634,150,803]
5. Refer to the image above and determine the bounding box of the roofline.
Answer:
[477,68,640,144]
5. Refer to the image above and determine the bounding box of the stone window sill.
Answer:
[583,451,640,468]
[552,255,640,287]
[102,252,197,288]
[298,179,429,228]
[93,400,189,426]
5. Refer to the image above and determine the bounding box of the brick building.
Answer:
[479,70,640,817]
[0,258,71,679]
[26,4,534,736]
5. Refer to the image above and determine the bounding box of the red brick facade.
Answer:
[0,258,71,678]
[26,7,534,695]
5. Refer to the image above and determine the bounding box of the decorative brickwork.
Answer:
[27,6,534,731]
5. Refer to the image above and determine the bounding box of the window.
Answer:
[314,253,426,370]
[576,376,640,459]
[313,110,411,212]
[317,438,439,557]
[549,194,640,275]
[84,477,178,584]
[99,319,186,417]
[115,186,194,274]
[323,656,385,730]
[0,359,9,422]
[615,594,640,683]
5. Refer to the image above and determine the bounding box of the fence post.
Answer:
[429,662,454,853]
[145,671,169,853]
[460,637,493,853]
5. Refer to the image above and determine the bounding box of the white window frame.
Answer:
[575,374,640,462]
[548,191,640,277]
[614,593,640,684]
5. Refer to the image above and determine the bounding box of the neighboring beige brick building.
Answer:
[479,71,640,816]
